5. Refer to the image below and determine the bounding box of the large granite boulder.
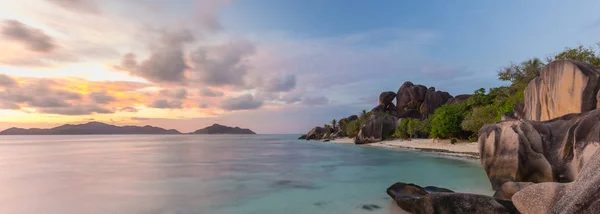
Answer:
[447,94,472,104]
[420,87,453,117]
[386,182,518,214]
[478,108,600,189]
[379,91,397,105]
[396,81,428,112]
[355,113,397,144]
[347,115,358,121]
[512,148,600,213]
[305,126,328,140]
[493,182,533,200]
[524,60,600,121]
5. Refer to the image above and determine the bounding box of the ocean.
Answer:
[0,135,492,214]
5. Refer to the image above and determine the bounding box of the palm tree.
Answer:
[331,119,337,130]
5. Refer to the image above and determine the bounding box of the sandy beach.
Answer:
[330,138,480,159]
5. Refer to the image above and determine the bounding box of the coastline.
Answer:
[329,138,480,159]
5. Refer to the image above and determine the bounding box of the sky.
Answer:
[0,0,599,134]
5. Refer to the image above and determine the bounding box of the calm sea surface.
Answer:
[0,135,492,214]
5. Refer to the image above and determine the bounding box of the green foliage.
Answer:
[345,120,360,137]
[552,45,600,66]
[465,88,493,109]
[468,135,478,142]
[331,119,337,130]
[462,105,498,133]
[497,58,545,92]
[430,103,468,139]
[393,119,410,139]
[495,90,524,121]
[407,119,419,138]
[450,138,458,144]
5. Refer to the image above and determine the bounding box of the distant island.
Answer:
[191,123,256,134]
[0,122,256,135]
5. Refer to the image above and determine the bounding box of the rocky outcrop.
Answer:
[386,182,519,214]
[306,126,329,140]
[298,134,307,139]
[371,91,398,115]
[493,182,533,200]
[478,108,600,190]
[395,81,455,119]
[447,94,472,104]
[524,59,600,121]
[512,148,600,213]
[354,113,397,144]
[420,87,453,118]
[396,81,428,112]
[379,91,397,104]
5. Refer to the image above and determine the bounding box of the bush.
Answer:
[450,138,458,144]
[345,120,360,137]
[495,90,524,121]
[393,119,410,139]
[430,103,468,139]
[468,135,478,142]
[407,118,419,138]
[462,105,498,133]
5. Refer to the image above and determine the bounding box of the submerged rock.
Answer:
[386,182,518,214]
[298,134,307,139]
[524,59,600,121]
[478,108,600,189]
[306,126,328,140]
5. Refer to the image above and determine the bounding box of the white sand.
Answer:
[330,138,480,159]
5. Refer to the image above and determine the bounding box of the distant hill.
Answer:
[0,122,181,135]
[191,124,256,134]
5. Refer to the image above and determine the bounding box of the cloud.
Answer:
[45,0,101,14]
[301,95,329,106]
[118,29,194,84]
[220,94,263,110]
[1,20,56,52]
[199,87,224,97]
[0,102,20,110]
[190,39,255,87]
[131,117,150,121]
[198,103,209,108]
[114,53,137,71]
[0,74,17,87]
[262,74,296,92]
[149,99,183,109]
[119,106,138,112]
[39,105,113,115]
[89,91,115,104]
[159,88,187,99]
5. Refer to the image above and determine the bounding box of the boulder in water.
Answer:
[354,113,397,144]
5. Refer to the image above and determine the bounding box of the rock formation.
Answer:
[524,59,600,121]
[478,108,600,189]
[386,182,519,214]
[395,81,457,119]
[354,113,397,144]
[371,91,398,115]
[512,148,600,213]
[447,94,472,104]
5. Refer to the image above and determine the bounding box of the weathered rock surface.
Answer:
[478,108,600,189]
[355,113,397,144]
[298,134,307,139]
[379,91,397,105]
[395,81,454,119]
[513,148,600,214]
[386,182,518,214]
[306,126,328,140]
[524,59,600,121]
[447,94,472,104]
[493,182,533,200]
[420,87,453,118]
[396,81,428,112]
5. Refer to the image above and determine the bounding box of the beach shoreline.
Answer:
[328,138,480,159]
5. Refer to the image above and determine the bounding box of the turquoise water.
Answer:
[0,135,492,214]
